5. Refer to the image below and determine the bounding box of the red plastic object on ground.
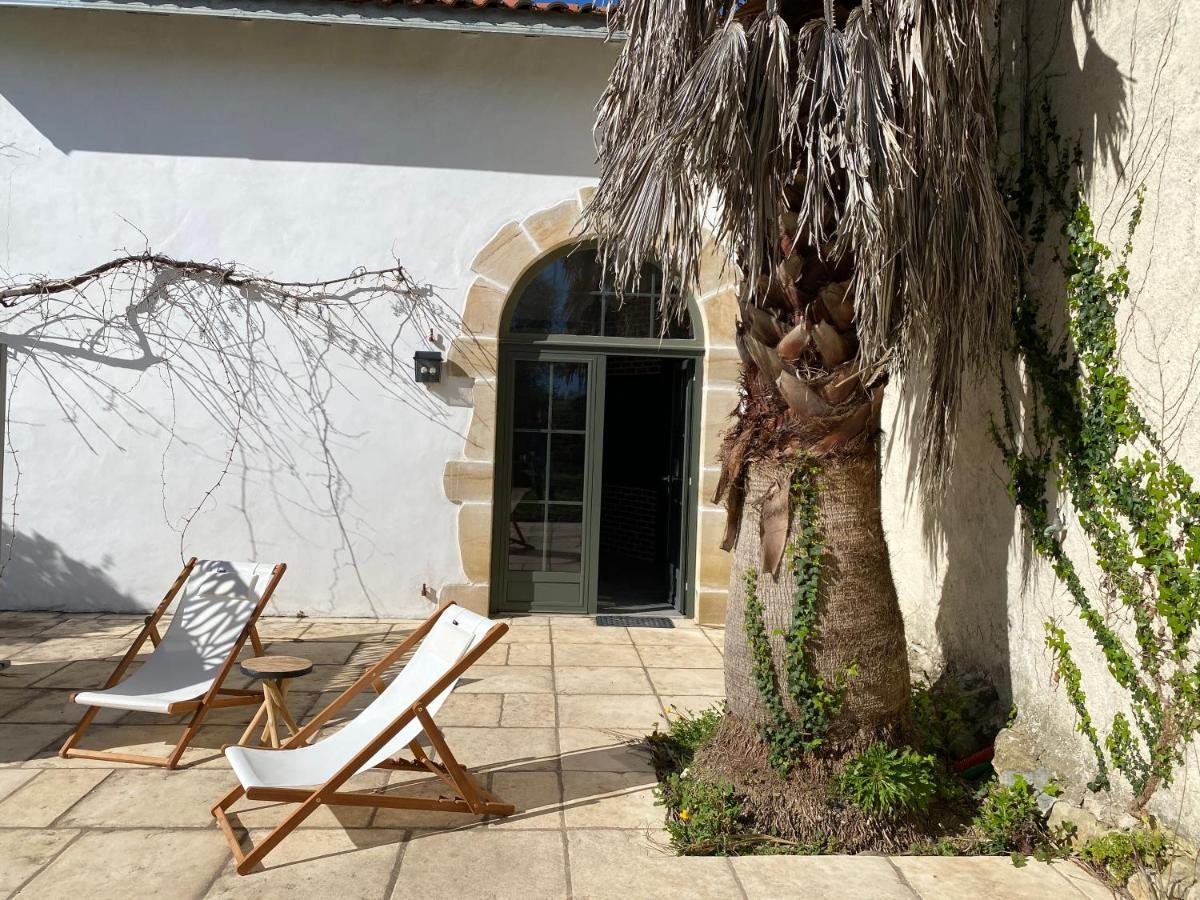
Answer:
[953,745,995,774]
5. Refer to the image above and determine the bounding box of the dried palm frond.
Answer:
[739,7,793,285]
[587,11,744,297]
[882,0,1018,489]
[789,2,849,251]
[587,0,1018,496]
[840,4,903,359]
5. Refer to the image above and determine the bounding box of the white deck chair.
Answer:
[60,557,287,768]
[212,602,514,875]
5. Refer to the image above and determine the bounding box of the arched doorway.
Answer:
[440,191,740,624]
[492,244,704,615]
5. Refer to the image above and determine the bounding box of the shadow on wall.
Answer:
[0,527,135,612]
[889,368,1015,707]
[928,378,1017,708]
[897,0,1150,707]
[0,8,615,176]
[1015,0,1156,203]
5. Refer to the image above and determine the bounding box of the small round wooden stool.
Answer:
[238,655,313,748]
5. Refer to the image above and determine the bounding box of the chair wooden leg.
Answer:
[212,784,249,869]
[235,791,324,875]
[211,781,324,875]
[417,706,486,813]
[59,706,101,758]
[57,747,173,767]
[246,786,515,815]
[212,783,246,817]
[168,703,213,769]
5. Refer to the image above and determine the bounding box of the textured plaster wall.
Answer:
[883,0,1200,839]
[0,8,617,617]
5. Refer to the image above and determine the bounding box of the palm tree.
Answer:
[585,0,1015,816]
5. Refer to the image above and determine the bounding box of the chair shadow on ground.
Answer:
[219,738,660,875]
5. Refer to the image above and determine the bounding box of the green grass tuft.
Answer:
[836,744,938,820]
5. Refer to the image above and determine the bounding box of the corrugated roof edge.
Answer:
[0,0,619,38]
[365,0,612,13]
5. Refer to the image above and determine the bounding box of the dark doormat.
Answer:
[595,615,676,629]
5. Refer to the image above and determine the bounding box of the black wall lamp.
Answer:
[414,350,443,384]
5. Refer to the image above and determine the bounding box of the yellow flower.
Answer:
[679,809,690,822]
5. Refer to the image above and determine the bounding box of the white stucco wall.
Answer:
[0,8,617,617]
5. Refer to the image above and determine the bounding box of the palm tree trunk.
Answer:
[711,185,912,756]
[723,449,911,748]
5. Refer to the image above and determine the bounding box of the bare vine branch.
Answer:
[0,250,463,614]
[0,253,417,306]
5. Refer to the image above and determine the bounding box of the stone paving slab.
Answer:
[567,828,744,900]
[0,611,1111,899]
[399,828,570,900]
[554,666,654,695]
[0,769,110,827]
[500,692,556,728]
[0,769,38,803]
[17,827,231,900]
[552,643,641,667]
[558,694,664,729]
[734,855,918,899]
[638,645,725,669]
[1,689,125,725]
[208,828,407,899]
[507,642,552,665]
[0,829,80,896]
[892,856,1108,900]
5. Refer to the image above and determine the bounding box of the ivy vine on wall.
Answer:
[995,111,1200,811]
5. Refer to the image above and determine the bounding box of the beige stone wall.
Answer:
[883,0,1200,839]
[441,191,739,622]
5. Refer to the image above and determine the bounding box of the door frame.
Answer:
[491,341,705,617]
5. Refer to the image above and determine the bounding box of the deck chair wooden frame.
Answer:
[212,602,513,875]
[59,557,287,769]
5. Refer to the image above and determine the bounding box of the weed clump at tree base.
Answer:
[646,703,1178,890]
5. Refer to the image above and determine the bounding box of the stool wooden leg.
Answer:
[273,679,301,737]
[263,684,281,748]
[239,700,268,746]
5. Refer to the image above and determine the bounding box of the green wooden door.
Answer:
[493,350,605,614]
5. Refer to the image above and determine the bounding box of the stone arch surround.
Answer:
[440,188,740,624]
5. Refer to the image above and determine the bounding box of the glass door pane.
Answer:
[500,356,597,613]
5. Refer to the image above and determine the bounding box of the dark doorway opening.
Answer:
[597,356,693,614]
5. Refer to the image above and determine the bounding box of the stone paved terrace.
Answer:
[0,611,1111,899]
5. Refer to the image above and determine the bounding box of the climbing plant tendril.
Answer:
[995,112,1200,811]
[743,457,851,772]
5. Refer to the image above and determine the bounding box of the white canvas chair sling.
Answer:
[60,557,287,769]
[211,602,514,875]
